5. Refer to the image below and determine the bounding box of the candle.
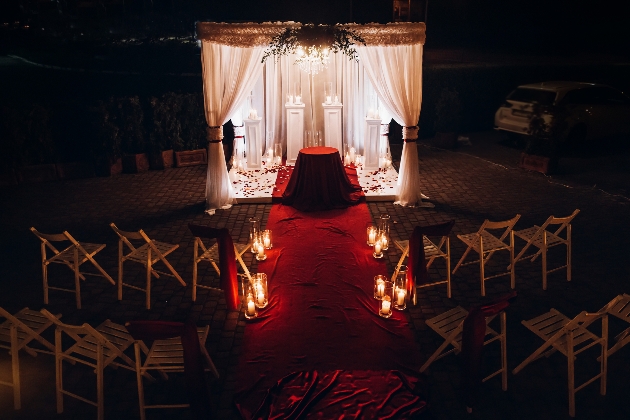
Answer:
[263,236,270,249]
[257,244,265,259]
[381,299,391,315]
[247,299,256,316]
[334,95,339,103]
[267,148,273,158]
[288,95,294,104]
[368,228,376,245]
[295,95,301,104]
[374,239,382,256]
[377,282,384,297]
[349,147,356,164]
[380,235,388,250]
[397,289,406,306]
[368,108,375,119]
[326,95,332,104]
[344,152,350,166]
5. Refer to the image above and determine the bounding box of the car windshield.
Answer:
[507,88,557,105]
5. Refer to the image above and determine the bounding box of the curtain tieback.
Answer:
[207,126,223,141]
[403,126,419,141]
[208,140,222,144]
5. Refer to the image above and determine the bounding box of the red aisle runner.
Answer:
[234,168,423,417]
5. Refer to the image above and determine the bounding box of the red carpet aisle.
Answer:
[234,168,425,418]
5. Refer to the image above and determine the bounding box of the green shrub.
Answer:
[114,96,145,155]
[88,99,121,165]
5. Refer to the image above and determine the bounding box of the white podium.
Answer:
[364,118,382,170]
[285,103,305,165]
[322,103,343,158]
[244,118,262,169]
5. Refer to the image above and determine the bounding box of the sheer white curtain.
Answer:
[356,44,430,207]
[200,42,264,214]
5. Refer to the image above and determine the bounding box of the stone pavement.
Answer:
[1,142,629,420]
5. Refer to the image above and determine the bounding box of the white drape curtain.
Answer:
[200,42,265,214]
[355,44,426,207]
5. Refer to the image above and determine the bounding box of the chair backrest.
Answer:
[31,227,70,258]
[563,310,607,337]
[602,294,630,321]
[110,223,153,255]
[547,209,580,237]
[479,214,521,241]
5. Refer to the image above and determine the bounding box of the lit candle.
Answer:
[334,95,339,103]
[288,95,294,104]
[267,148,273,158]
[368,228,376,245]
[368,108,375,119]
[344,152,350,166]
[247,300,256,316]
[381,299,391,315]
[263,235,271,249]
[380,235,388,250]
[397,289,406,306]
[275,156,282,165]
[326,95,332,104]
[377,281,385,297]
[349,147,356,164]
[257,244,265,259]
[295,95,301,104]
[374,239,382,256]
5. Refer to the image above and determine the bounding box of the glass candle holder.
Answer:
[262,229,272,249]
[244,283,257,319]
[373,275,388,300]
[255,242,266,261]
[253,273,268,309]
[274,144,282,164]
[378,214,390,250]
[249,217,260,253]
[373,238,384,258]
[366,225,377,247]
[379,288,393,319]
[394,265,408,310]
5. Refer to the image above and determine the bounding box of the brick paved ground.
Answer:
[1,141,629,419]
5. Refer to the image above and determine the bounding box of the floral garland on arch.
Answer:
[261,24,366,64]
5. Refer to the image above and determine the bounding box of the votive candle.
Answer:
[381,299,391,315]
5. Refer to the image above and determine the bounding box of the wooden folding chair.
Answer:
[452,215,520,296]
[0,307,60,409]
[512,308,608,417]
[420,306,508,391]
[599,294,630,357]
[191,236,253,301]
[40,309,148,420]
[132,325,219,420]
[110,223,186,309]
[392,233,451,301]
[31,227,115,309]
[511,209,579,290]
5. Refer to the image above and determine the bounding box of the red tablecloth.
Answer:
[282,147,363,211]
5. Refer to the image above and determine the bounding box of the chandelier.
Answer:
[295,45,330,75]
[262,24,364,75]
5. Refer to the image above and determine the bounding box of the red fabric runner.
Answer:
[188,224,240,311]
[282,147,363,211]
[125,320,211,420]
[236,370,427,419]
[234,177,425,418]
[407,220,456,297]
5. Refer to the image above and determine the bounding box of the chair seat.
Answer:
[0,308,54,352]
[458,232,509,253]
[607,294,630,322]
[66,320,136,367]
[395,237,445,259]
[514,226,565,248]
[143,328,207,371]
[48,242,106,265]
[125,241,179,264]
[198,242,250,263]
[521,309,600,357]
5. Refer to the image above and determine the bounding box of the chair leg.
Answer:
[42,261,49,305]
[542,246,547,291]
[192,260,198,302]
[160,256,186,286]
[510,232,515,289]
[146,255,152,310]
[567,332,575,418]
[601,316,608,396]
[480,254,486,297]
[452,246,471,274]
[10,325,21,409]
[567,243,572,282]
[500,312,508,391]
[74,249,81,309]
[96,344,104,420]
[55,329,63,414]
[446,240,452,298]
[135,344,147,420]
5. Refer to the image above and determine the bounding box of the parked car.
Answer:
[494,81,630,148]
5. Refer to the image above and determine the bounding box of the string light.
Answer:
[294,45,330,75]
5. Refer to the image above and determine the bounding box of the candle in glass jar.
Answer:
[263,234,271,249]
[377,282,385,297]
[334,95,339,103]
[381,299,391,315]
[247,300,256,316]
[374,239,382,255]
[349,147,356,164]
[295,95,301,104]
[256,284,265,305]
[397,289,406,306]
[257,244,265,258]
[326,95,332,104]
[380,235,388,250]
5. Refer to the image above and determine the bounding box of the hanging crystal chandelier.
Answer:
[294,44,330,75]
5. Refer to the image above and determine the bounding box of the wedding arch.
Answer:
[195,21,427,214]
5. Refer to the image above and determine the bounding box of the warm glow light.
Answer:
[295,45,330,75]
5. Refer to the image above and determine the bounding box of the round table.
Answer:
[282,147,363,212]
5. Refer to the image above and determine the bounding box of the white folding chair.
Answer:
[40,309,146,420]
[132,325,219,420]
[31,227,115,309]
[600,294,630,357]
[191,235,253,301]
[512,308,608,417]
[0,307,60,409]
[110,223,186,309]
[420,306,508,391]
[392,234,452,301]
[452,215,520,296]
[511,209,579,290]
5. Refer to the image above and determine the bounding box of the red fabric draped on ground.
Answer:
[234,169,425,418]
